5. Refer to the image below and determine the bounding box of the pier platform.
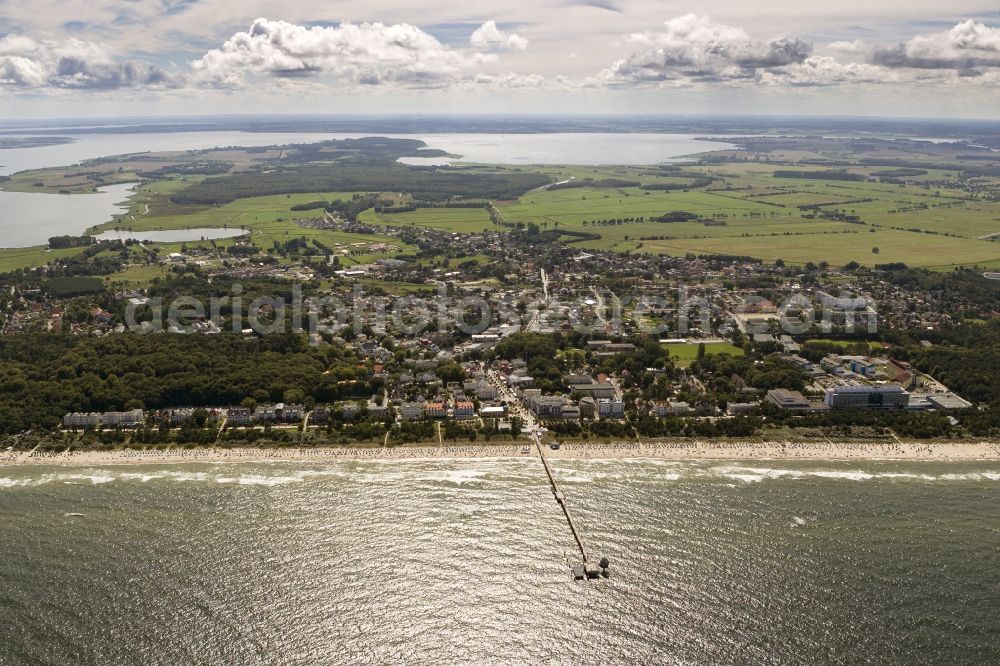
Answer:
[534,436,609,581]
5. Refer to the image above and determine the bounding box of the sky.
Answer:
[0,0,999,119]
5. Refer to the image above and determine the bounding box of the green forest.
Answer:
[0,333,379,434]
[166,137,551,205]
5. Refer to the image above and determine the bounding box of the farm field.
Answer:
[358,207,494,232]
[5,136,999,273]
[487,162,1000,268]
[631,228,1000,269]
[90,187,409,260]
[0,246,87,272]
[95,187,369,234]
[13,160,996,272]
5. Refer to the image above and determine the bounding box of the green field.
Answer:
[0,183,415,276]
[665,342,745,367]
[347,161,1000,269]
[90,187,410,262]
[804,339,882,351]
[0,246,88,272]
[5,148,1000,273]
[95,187,364,234]
[489,163,1000,269]
[633,228,1000,270]
[358,207,494,233]
[104,264,171,287]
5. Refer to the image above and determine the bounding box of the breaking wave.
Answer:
[1,462,999,490]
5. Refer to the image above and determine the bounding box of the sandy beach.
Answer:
[3,440,999,467]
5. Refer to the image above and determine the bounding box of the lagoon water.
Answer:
[1,457,997,664]
[0,132,355,247]
[395,132,732,165]
[0,179,248,249]
[0,131,734,247]
[0,131,733,177]
[0,183,134,248]
[93,228,250,244]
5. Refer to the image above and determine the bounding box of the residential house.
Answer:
[226,407,252,426]
[424,402,447,419]
[367,402,389,419]
[254,403,304,423]
[400,402,424,421]
[453,400,475,420]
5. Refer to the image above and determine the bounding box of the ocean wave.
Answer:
[118,472,167,483]
[214,474,304,486]
[871,472,937,481]
[708,466,1000,484]
[939,472,1000,482]
[1,473,116,488]
[808,470,875,481]
[556,474,595,483]
[709,466,805,483]
[2,464,999,490]
[57,473,116,485]
[411,469,493,485]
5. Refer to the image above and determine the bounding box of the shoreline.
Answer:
[4,440,1000,468]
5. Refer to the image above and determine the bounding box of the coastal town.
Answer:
[0,128,997,451]
[3,223,984,448]
[3,2,1000,660]
[56,341,971,440]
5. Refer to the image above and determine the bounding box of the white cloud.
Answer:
[761,56,904,86]
[470,21,529,51]
[873,20,1000,71]
[594,15,1000,90]
[599,14,812,85]
[2,8,999,113]
[192,18,498,88]
[471,72,554,89]
[0,34,173,89]
[824,40,871,59]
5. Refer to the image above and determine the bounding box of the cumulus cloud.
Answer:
[471,72,557,89]
[760,56,904,87]
[470,21,528,51]
[600,14,812,85]
[824,40,871,59]
[0,34,172,89]
[192,18,499,88]
[592,15,1000,90]
[872,20,1000,71]
[6,12,998,100]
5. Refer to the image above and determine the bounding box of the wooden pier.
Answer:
[534,436,608,580]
